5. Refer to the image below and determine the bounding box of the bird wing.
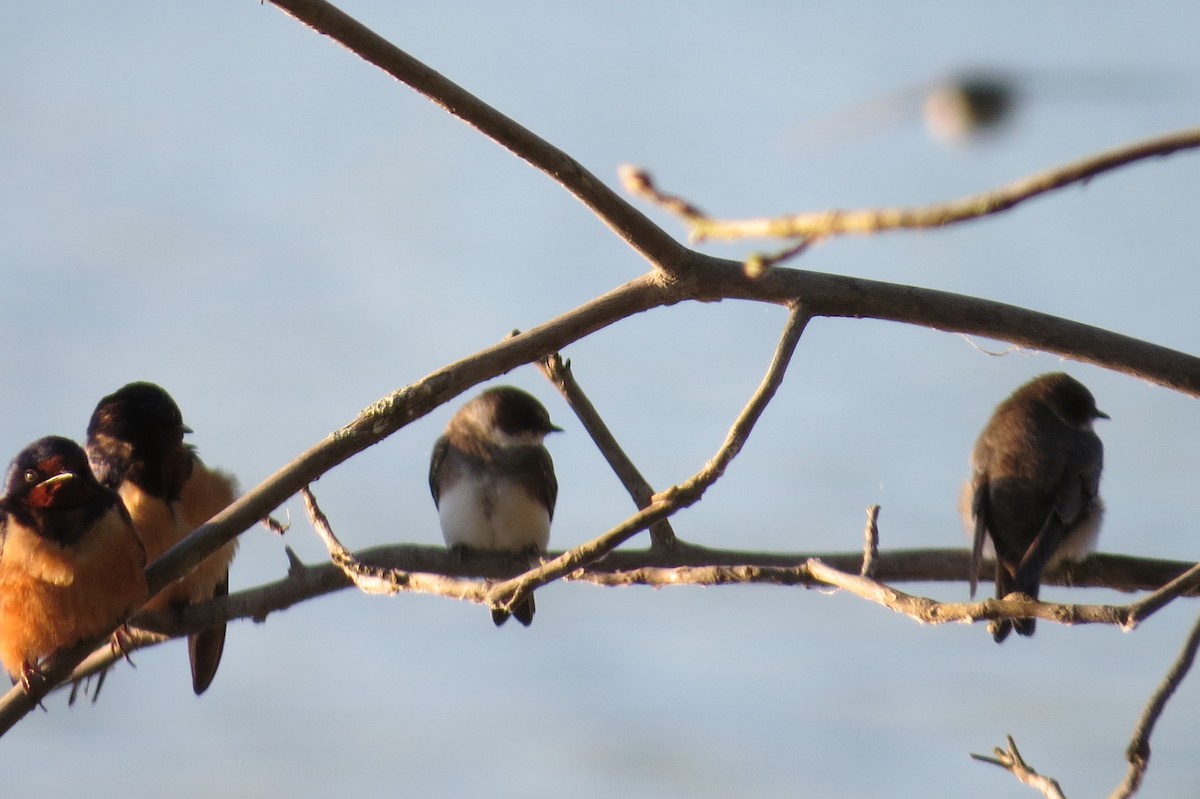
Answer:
[1014,454,1099,589]
[968,472,990,599]
[1013,507,1069,590]
[532,447,558,522]
[428,436,449,507]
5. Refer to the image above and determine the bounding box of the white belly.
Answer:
[438,476,551,553]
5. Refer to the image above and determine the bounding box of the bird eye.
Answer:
[23,469,38,484]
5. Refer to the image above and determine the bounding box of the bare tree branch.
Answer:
[302,485,492,606]
[1111,610,1200,799]
[621,127,1200,246]
[972,735,1068,799]
[535,347,677,550]
[23,545,1199,702]
[1123,561,1200,628]
[804,558,1191,630]
[472,305,811,619]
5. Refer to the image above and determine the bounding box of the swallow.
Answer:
[86,382,238,694]
[964,372,1107,642]
[0,436,148,691]
[430,386,561,627]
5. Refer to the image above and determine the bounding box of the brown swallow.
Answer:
[430,387,561,627]
[86,382,238,694]
[964,372,1106,642]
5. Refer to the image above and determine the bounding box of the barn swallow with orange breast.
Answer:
[963,372,1107,642]
[86,382,239,695]
[0,436,148,691]
[430,387,561,627]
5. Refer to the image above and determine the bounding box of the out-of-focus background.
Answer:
[3,2,1199,796]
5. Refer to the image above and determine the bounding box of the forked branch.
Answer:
[621,128,1200,247]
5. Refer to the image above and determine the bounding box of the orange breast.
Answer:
[0,510,148,679]
[123,463,238,610]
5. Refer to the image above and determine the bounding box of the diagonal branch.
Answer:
[1123,560,1200,629]
[301,486,489,605]
[536,348,678,550]
[486,304,812,615]
[265,0,689,278]
[1112,609,1200,799]
[622,127,1200,245]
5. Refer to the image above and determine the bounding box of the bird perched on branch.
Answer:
[429,386,561,627]
[963,372,1107,642]
[0,436,148,691]
[86,382,238,694]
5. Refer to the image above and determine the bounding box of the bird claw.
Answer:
[109,625,137,668]
[18,660,49,698]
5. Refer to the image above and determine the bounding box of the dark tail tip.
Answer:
[989,619,1012,643]
[188,626,227,695]
[493,595,536,627]
[511,594,535,627]
[189,575,229,696]
[494,595,537,623]
[988,617,1036,643]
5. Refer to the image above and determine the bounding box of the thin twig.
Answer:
[302,486,402,596]
[971,735,1068,799]
[860,505,881,578]
[486,303,812,615]
[1123,560,1200,629]
[301,486,490,606]
[534,347,677,550]
[617,164,707,222]
[625,127,1200,244]
[1112,610,1200,799]
[807,558,1138,629]
[743,240,812,278]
